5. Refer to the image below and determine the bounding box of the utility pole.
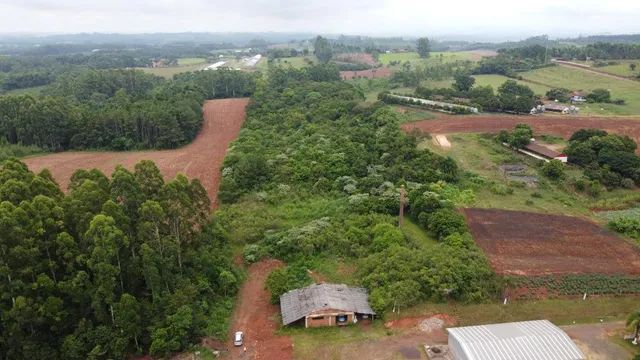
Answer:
[399,185,406,226]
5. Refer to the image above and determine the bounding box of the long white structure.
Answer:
[448,320,585,360]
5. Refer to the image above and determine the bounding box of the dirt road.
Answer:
[562,322,633,359]
[227,259,293,360]
[23,98,250,207]
[402,114,640,154]
[553,60,636,82]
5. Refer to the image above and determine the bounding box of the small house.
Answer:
[280,283,375,328]
[521,141,568,163]
[570,91,587,103]
[448,320,585,360]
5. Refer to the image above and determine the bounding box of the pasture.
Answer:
[520,65,640,115]
[473,74,551,95]
[379,50,494,66]
[139,63,205,78]
[177,57,207,66]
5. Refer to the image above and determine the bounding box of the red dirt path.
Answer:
[463,208,640,276]
[23,98,250,207]
[402,114,640,154]
[227,259,293,360]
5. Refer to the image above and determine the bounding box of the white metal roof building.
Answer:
[447,320,585,360]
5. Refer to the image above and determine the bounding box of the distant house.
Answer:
[570,91,587,103]
[280,284,375,328]
[448,320,585,360]
[520,141,568,163]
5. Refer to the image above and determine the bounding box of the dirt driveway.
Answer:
[562,322,634,359]
[227,259,293,360]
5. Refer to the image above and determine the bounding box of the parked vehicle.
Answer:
[233,331,244,346]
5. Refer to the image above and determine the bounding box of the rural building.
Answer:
[520,141,568,163]
[447,320,585,360]
[280,283,375,328]
[530,103,579,115]
[570,91,587,103]
[388,94,479,113]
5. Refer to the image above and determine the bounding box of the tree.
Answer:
[508,124,533,149]
[313,36,333,64]
[453,72,475,92]
[630,63,637,72]
[541,160,565,179]
[416,37,431,58]
[586,88,611,103]
[498,80,535,113]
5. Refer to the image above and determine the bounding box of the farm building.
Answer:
[570,91,587,103]
[280,283,375,328]
[520,141,568,163]
[447,320,585,360]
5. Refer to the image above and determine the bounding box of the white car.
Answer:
[233,331,244,346]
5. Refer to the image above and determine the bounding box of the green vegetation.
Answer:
[0,68,256,151]
[565,129,640,189]
[217,68,498,314]
[510,275,640,298]
[379,51,483,67]
[0,140,43,161]
[520,66,640,115]
[473,74,550,95]
[420,132,636,219]
[394,297,640,326]
[0,159,238,359]
[176,57,206,66]
[416,37,431,58]
[139,64,205,78]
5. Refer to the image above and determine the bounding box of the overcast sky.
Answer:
[2,0,640,40]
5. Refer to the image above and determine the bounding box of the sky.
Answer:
[2,0,640,40]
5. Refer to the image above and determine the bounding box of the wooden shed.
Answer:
[280,284,375,328]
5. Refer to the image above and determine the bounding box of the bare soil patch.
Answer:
[227,259,293,360]
[463,208,640,276]
[340,67,392,80]
[402,114,640,154]
[434,134,451,148]
[23,98,250,207]
[562,322,633,360]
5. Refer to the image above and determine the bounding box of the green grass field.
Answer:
[139,63,204,78]
[177,57,206,66]
[597,61,640,77]
[379,51,488,67]
[420,133,638,220]
[520,65,640,116]
[256,56,317,71]
[473,74,551,95]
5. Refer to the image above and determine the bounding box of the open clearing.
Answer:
[334,52,377,66]
[433,134,451,148]
[520,65,640,115]
[463,208,640,276]
[379,50,496,66]
[227,259,293,360]
[402,114,640,154]
[340,67,392,80]
[23,98,249,206]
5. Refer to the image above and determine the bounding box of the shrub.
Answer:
[427,208,467,240]
[265,263,313,304]
[541,160,565,180]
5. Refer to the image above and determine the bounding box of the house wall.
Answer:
[305,309,354,328]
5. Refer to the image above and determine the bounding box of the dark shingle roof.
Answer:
[524,142,562,159]
[280,283,375,325]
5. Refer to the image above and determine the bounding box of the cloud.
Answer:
[0,0,639,39]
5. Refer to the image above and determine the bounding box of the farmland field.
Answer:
[379,50,495,66]
[473,74,551,95]
[177,57,207,66]
[339,67,392,80]
[139,63,205,78]
[597,61,640,77]
[23,98,249,205]
[463,208,640,276]
[520,65,640,115]
[256,56,316,70]
[402,114,640,154]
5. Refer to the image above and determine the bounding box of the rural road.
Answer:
[553,59,636,82]
[23,98,250,207]
[227,259,293,360]
[402,114,640,154]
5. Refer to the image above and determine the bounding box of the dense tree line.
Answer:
[0,159,238,359]
[218,68,498,312]
[550,43,640,61]
[0,68,256,150]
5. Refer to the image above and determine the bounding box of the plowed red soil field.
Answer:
[23,98,250,207]
[227,259,293,360]
[402,114,640,154]
[463,208,640,276]
[340,67,392,80]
